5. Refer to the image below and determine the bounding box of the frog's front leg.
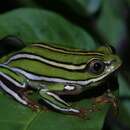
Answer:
[94,89,118,110]
[39,89,81,115]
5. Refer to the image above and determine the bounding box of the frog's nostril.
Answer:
[111,59,117,64]
[110,57,122,69]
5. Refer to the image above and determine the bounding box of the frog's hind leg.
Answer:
[39,89,80,114]
[0,79,40,111]
[0,80,28,105]
[0,65,40,111]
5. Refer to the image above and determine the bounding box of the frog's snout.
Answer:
[105,56,122,73]
[113,56,122,69]
[108,56,122,72]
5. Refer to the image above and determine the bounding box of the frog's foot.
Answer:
[73,105,100,119]
[72,108,88,118]
[27,101,40,111]
[88,104,101,112]
[94,89,118,111]
[18,89,40,111]
[22,96,40,111]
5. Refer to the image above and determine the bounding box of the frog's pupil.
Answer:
[94,62,102,72]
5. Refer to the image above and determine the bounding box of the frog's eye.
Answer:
[87,60,105,74]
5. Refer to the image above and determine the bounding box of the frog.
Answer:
[0,39,122,116]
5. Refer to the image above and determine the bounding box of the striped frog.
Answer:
[0,42,121,115]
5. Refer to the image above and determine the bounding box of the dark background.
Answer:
[0,0,130,130]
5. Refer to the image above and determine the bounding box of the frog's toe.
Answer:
[27,101,40,111]
[73,108,88,119]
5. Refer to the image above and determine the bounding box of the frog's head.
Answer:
[85,45,122,87]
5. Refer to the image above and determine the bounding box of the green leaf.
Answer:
[118,75,130,126]
[0,91,109,130]
[0,8,112,130]
[0,8,95,50]
[97,0,126,47]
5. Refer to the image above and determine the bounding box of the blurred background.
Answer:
[0,0,130,130]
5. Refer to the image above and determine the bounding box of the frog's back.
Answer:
[1,43,104,81]
[20,43,103,65]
